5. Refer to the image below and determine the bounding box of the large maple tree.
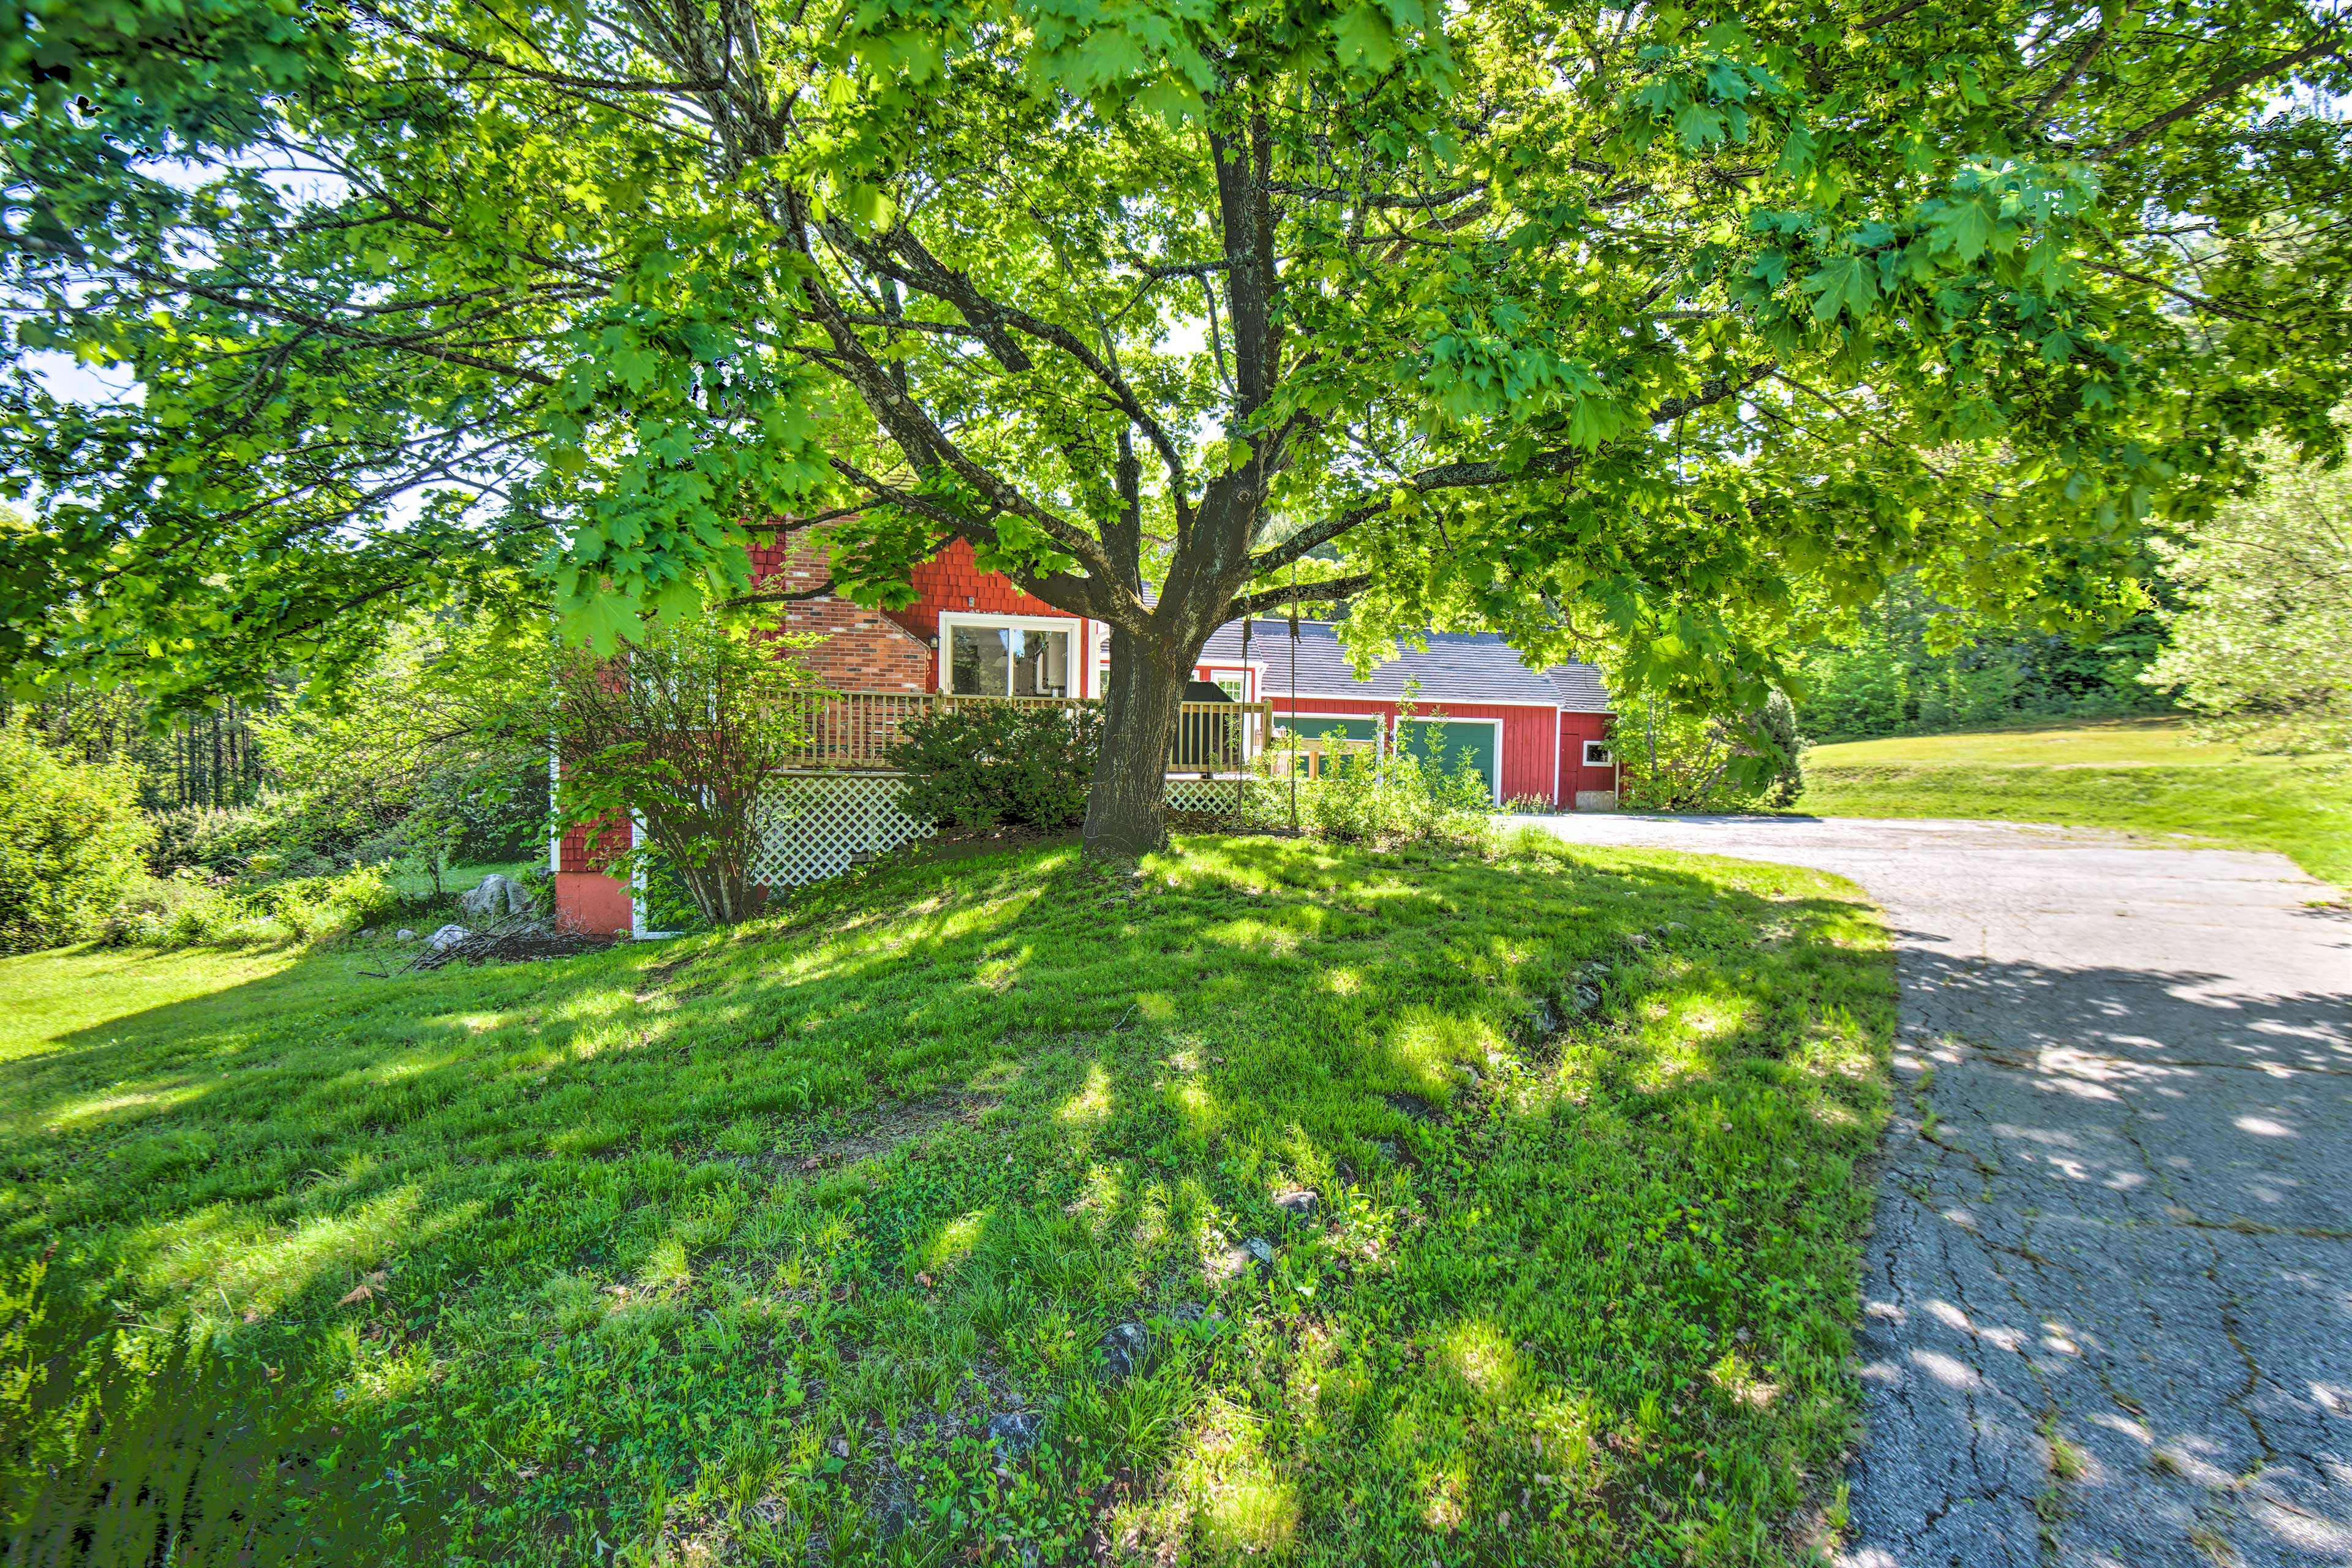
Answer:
[4,0,2348,853]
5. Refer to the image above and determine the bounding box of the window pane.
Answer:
[951,625,1010,695]
[1011,628,1070,696]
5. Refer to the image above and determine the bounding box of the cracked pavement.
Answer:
[1511,814,2352,1567]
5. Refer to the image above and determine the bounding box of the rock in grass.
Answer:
[426,924,471,951]
[1572,984,1602,1014]
[1096,1321,1154,1383]
[1528,997,1564,1037]
[457,876,509,919]
[986,1410,1042,1458]
[1274,1189,1320,1223]
[395,928,417,942]
[1243,1237,1276,1276]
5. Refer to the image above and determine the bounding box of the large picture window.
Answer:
[947,620,1072,697]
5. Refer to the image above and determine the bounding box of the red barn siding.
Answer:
[1556,710,1618,805]
[1256,694,1558,804]
[555,815,633,933]
[556,870,635,935]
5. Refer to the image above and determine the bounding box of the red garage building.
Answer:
[555,527,1617,932]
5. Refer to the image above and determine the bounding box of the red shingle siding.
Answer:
[897,538,1078,641]
[557,815,630,875]
[749,527,931,693]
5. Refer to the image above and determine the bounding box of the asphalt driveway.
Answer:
[1512,814,2352,1567]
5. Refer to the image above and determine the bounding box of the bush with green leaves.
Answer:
[1611,696,1803,813]
[0,723,152,952]
[104,864,398,948]
[887,701,1106,833]
[254,617,552,889]
[554,616,815,927]
[1756,690,1807,807]
[1240,725,1496,853]
[1792,576,2172,743]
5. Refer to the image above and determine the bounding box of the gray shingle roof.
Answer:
[1198,619,1612,712]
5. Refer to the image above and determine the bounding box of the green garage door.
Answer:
[1271,713,1384,744]
[1398,717,1499,801]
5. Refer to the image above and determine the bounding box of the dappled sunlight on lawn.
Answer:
[0,833,1893,1565]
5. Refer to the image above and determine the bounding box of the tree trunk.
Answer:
[1083,626,1188,860]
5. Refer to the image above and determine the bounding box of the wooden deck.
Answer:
[780,691,1279,775]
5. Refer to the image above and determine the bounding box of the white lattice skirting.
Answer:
[1163,776,1249,814]
[749,774,937,888]
[749,772,1267,889]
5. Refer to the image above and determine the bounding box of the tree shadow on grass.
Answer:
[2,836,1898,1564]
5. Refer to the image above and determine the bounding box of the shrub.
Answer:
[1612,693,1804,812]
[554,616,815,927]
[146,793,323,877]
[0,723,152,952]
[887,701,1106,832]
[1757,689,1807,807]
[103,864,397,948]
[1241,725,1496,853]
[2144,449,2352,752]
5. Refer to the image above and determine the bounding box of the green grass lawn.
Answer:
[1797,717,2352,890]
[1,834,1891,1566]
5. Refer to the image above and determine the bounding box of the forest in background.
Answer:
[6,685,276,812]
[1787,573,2177,743]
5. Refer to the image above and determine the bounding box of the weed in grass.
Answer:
[1,834,1893,1564]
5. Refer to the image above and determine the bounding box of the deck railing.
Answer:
[778,691,1277,774]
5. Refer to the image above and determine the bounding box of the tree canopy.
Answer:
[2144,447,2352,749]
[4,0,2349,848]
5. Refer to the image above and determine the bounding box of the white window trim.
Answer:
[1265,688,1562,710]
[629,810,682,941]
[937,611,1084,697]
[1583,741,1614,767]
[1395,714,1504,804]
[1200,665,1255,701]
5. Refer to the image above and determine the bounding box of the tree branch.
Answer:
[1226,573,1374,621]
[2098,31,2343,156]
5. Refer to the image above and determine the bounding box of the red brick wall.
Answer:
[748,527,931,693]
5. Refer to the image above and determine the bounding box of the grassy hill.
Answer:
[1,834,1890,1566]
[1796,717,2351,890]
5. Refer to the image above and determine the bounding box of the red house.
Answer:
[553,529,1617,933]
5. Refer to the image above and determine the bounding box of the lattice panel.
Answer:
[1164,777,1244,815]
[748,774,935,888]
